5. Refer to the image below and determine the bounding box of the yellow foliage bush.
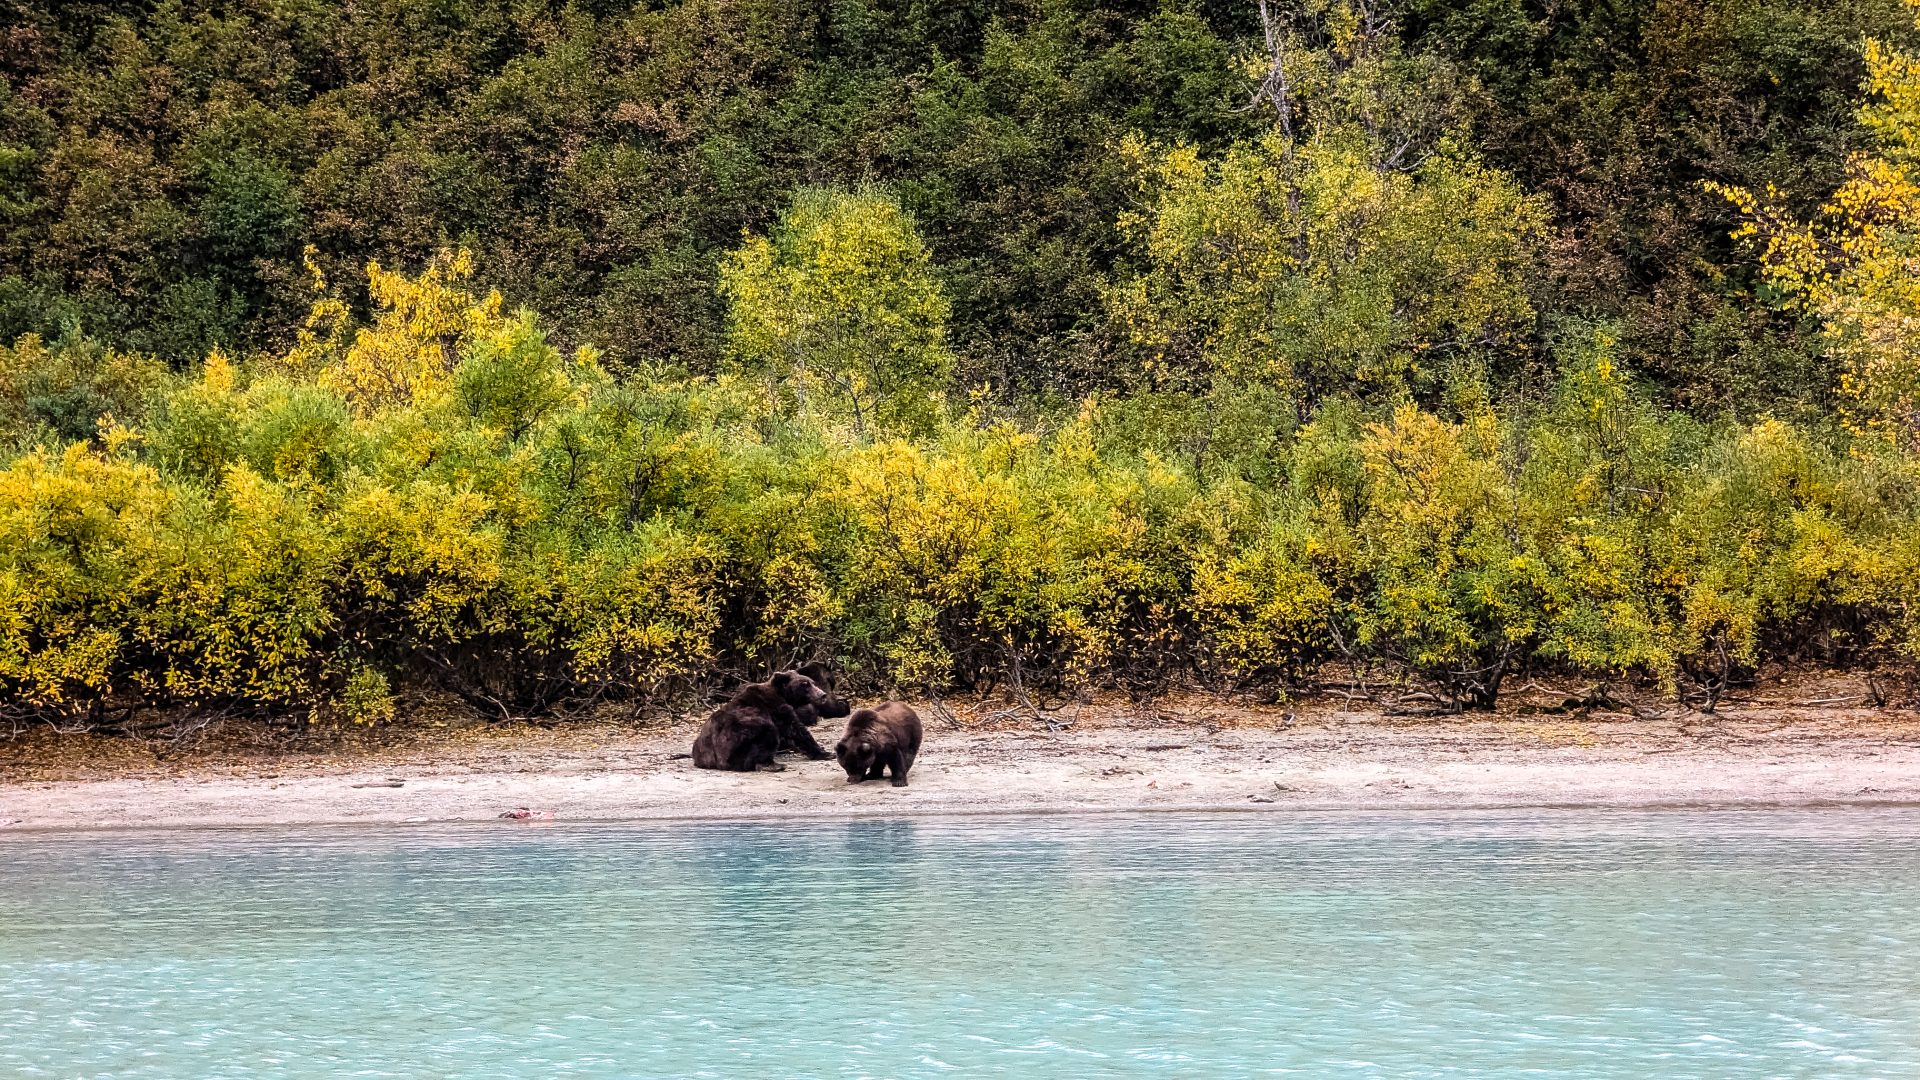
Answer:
[7,251,1920,726]
[0,443,167,708]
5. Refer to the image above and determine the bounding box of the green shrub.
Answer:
[7,255,1920,727]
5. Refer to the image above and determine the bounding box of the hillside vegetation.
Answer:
[6,0,1920,729]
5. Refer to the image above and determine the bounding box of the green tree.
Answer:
[720,188,954,436]
[1114,130,1543,409]
[1112,1,1545,412]
[1404,0,1910,413]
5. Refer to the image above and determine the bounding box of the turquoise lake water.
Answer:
[2,809,1918,1078]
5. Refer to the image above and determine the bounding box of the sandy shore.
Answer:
[5,687,1920,830]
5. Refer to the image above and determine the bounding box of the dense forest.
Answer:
[5,0,1920,730]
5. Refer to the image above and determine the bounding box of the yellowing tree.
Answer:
[719,188,953,437]
[1713,2,1920,449]
[307,248,507,412]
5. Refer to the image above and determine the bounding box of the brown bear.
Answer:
[835,702,923,787]
[691,670,836,772]
[781,661,850,759]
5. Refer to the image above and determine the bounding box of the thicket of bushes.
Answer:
[4,254,1917,729]
[10,0,1920,730]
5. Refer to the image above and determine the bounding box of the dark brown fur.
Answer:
[781,662,850,759]
[691,671,835,772]
[835,702,923,787]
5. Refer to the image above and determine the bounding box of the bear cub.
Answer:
[835,702,923,787]
[692,670,836,772]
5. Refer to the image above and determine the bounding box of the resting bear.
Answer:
[835,702,923,787]
[692,670,836,772]
[782,662,850,759]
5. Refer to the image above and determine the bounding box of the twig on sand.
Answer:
[1000,644,1075,731]
[924,685,965,729]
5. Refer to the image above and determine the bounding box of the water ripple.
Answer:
[1,808,1917,1077]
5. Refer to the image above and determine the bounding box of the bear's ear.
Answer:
[858,740,872,754]
[771,671,793,690]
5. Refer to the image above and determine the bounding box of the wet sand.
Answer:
[5,688,1918,830]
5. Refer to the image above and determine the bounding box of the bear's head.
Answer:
[795,662,851,723]
[835,710,881,782]
[796,661,835,691]
[771,670,830,712]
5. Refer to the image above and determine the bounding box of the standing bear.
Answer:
[835,702,923,787]
[692,670,838,772]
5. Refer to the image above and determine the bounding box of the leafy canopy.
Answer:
[1715,0,1920,448]
[721,188,953,436]
[1112,1,1545,409]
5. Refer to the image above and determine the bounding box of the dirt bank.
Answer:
[5,680,1919,830]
